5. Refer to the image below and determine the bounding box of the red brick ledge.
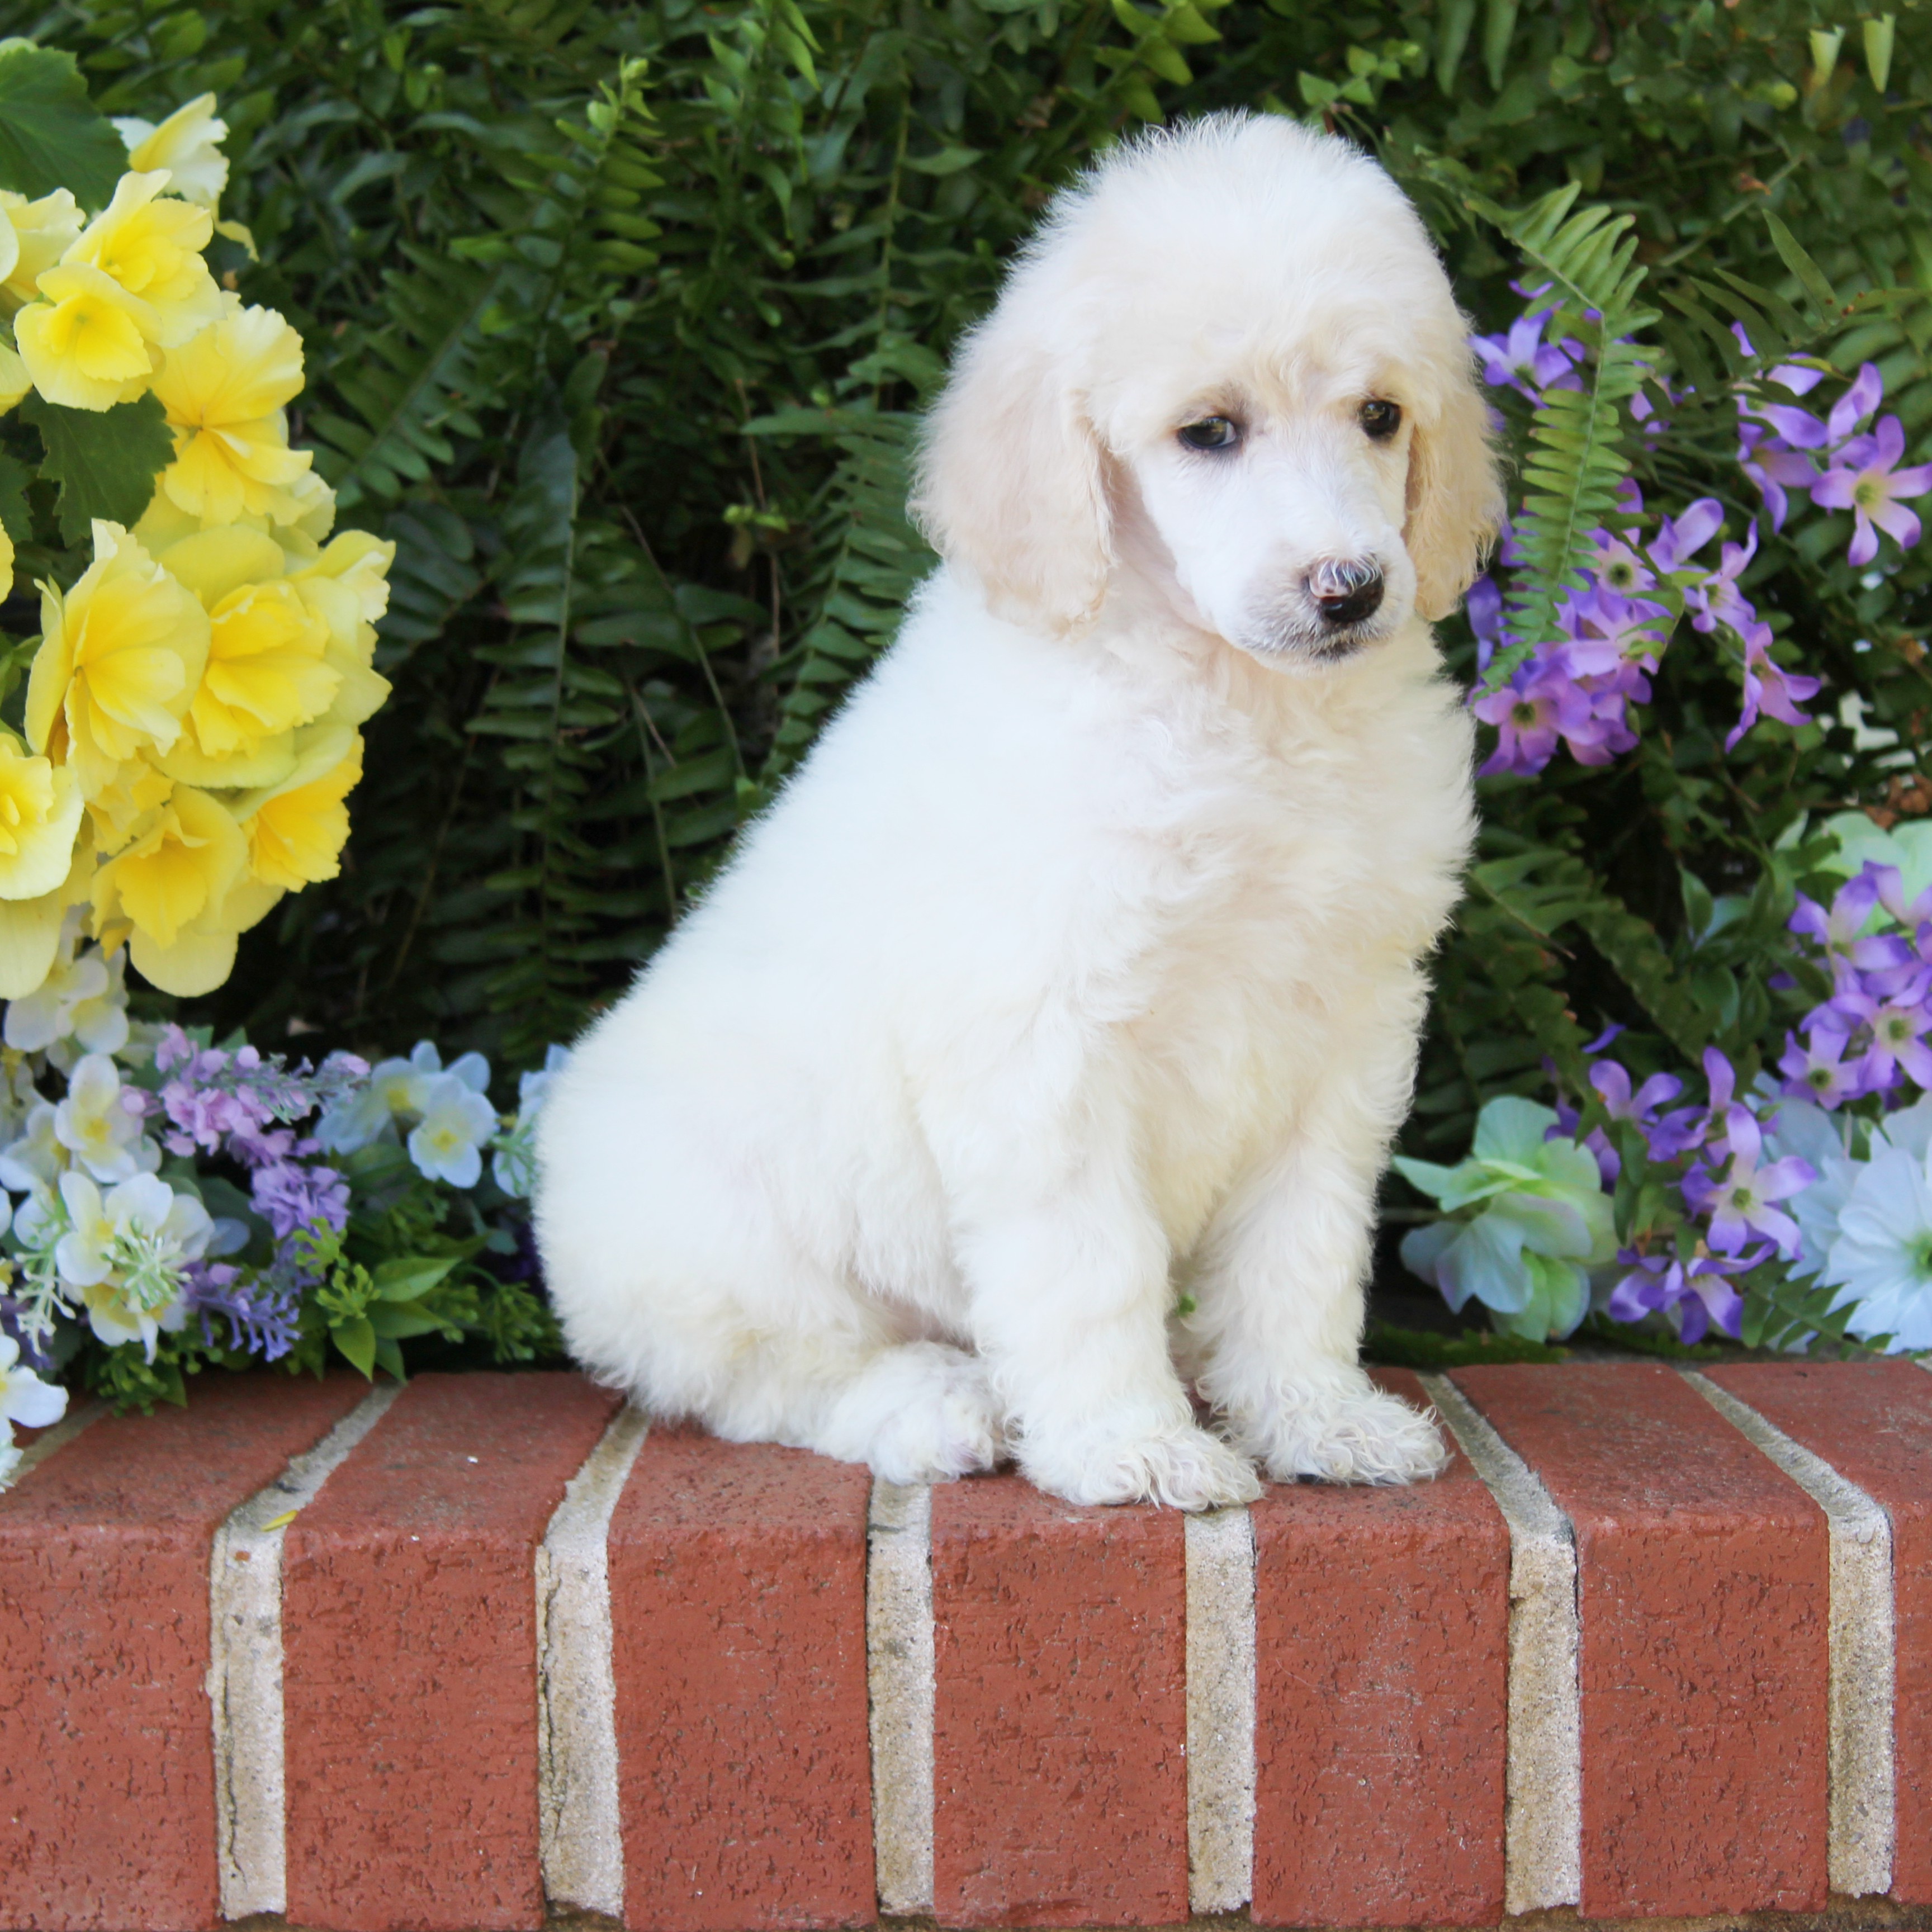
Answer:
[0,1361,1928,1932]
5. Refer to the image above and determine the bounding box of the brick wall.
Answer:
[1,1360,1928,1932]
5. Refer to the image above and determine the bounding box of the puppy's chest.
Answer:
[1124,701,1466,985]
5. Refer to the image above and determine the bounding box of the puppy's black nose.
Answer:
[1309,561,1384,628]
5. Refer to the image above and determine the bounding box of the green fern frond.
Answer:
[311,255,507,510]
[747,404,933,787]
[1468,184,1659,690]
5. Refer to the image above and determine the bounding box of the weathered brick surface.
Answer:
[0,1373,368,1932]
[1708,1360,1932,1902]
[608,1429,874,1932]
[1251,1367,1509,1928]
[1454,1361,1830,1919]
[931,1472,1187,1928]
[282,1372,619,1932]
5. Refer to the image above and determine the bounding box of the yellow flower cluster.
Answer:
[0,97,393,1001]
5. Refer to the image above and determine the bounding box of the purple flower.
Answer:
[1472,659,1596,776]
[1685,522,1758,636]
[1824,361,1886,448]
[1466,573,1506,670]
[1556,585,1670,681]
[1606,1247,1761,1344]
[1682,1110,1815,1257]
[1778,1026,1863,1108]
[1811,415,1932,567]
[1580,1058,1684,1184]
[1472,309,1583,400]
[1789,866,1908,984]
[250,1159,351,1239]
[1828,986,1932,1092]
[1647,1046,1738,1162]
[1725,621,1820,752]
[1738,418,1822,531]
[1647,497,1726,572]
[1587,527,1657,598]
[183,1262,302,1361]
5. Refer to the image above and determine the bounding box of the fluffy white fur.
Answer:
[534,113,1503,1509]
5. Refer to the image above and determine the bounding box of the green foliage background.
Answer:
[10,0,1932,1190]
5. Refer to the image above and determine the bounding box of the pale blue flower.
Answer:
[1395,1096,1616,1341]
[315,1039,493,1154]
[406,1072,499,1188]
[493,1045,568,1196]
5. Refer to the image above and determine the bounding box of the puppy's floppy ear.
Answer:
[911,306,1113,637]
[1404,335,1505,623]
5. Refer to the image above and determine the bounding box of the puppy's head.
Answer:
[911,115,1503,664]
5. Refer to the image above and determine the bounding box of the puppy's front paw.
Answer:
[1024,1423,1262,1512]
[1233,1372,1448,1485]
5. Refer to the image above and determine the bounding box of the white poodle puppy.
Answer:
[534,112,1501,1509]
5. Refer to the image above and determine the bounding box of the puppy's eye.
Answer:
[1360,399,1402,441]
[1177,416,1239,452]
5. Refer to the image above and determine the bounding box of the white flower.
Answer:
[52,1169,119,1287]
[53,1053,150,1183]
[315,1038,491,1154]
[112,94,229,209]
[406,1072,498,1188]
[1765,1095,1862,1278]
[492,1044,567,1196]
[46,946,131,1071]
[47,1171,207,1360]
[1819,1109,1932,1352]
[4,914,107,1054]
[0,1330,65,1433]
[0,1101,63,1194]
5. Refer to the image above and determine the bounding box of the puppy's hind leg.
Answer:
[645,1310,1006,1484]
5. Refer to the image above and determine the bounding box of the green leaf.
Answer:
[0,452,29,542]
[1763,210,1841,318]
[1436,0,1477,93]
[20,391,174,544]
[0,42,127,209]
[372,1254,460,1302]
[1481,0,1518,89]
[330,1314,377,1379]
[368,1303,454,1339]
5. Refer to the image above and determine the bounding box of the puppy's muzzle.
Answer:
[1308,557,1385,629]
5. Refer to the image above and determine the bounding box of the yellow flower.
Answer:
[92,782,243,947]
[84,757,173,858]
[0,189,82,310]
[27,522,211,795]
[0,344,27,414]
[113,96,229,211]
[171,580,338,776]
[150,303,314,525]
[63,171,220,348]
[235,726,362,891]
[91,783,264,997]
[0,732,84,902]
[136,518,285,604]
[0,522,11,602]
[288,531,396,727]
[0,824,94,1001]
[14,264,155,411]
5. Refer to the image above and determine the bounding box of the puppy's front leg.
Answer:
[943,1091,1259,1510]
[1190,1020,1449,1485]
